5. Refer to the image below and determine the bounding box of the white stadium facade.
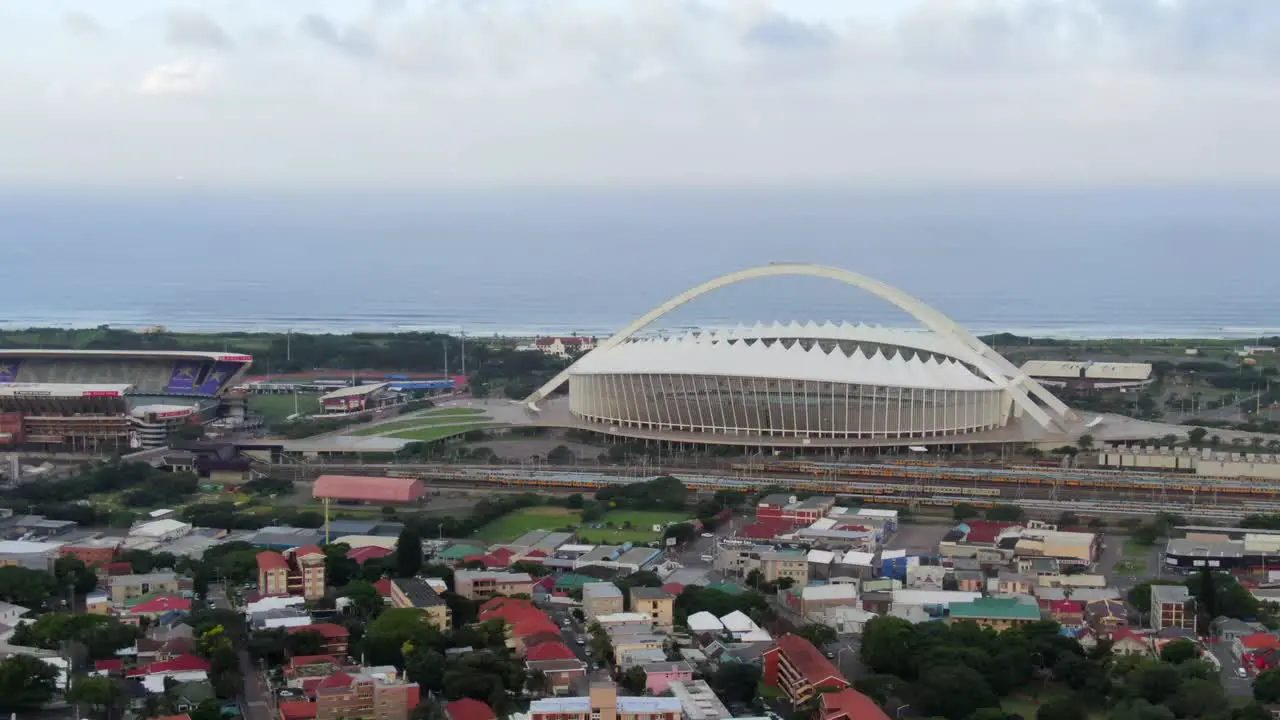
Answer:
[519,263,1138,449]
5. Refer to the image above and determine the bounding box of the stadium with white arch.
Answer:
[516,263,1170,449]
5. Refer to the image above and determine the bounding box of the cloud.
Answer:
[5,0,1280,188]
[62,11,104,36]
[165,8,233,51]
[137,60,218,95]
[298,13,377,59]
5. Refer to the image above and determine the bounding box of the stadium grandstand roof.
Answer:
[312,475,427,504]
[0,383,131,398]
[572,336,995,391]
[0,349,252,361]
[1019,360,1152,381]
[318,382,392,400]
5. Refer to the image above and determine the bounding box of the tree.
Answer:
[396,526,424,578]
[0,654,59,713]
[343,580,385,619]
[911,665,998,720]
[1159,638,1198,664]
[796,623,838,649]
[1167,677,1225,718]
[1037,695,1085,720]
[1077,434,1095,451]
[248,629,288,668]
[953,503,979,521]
[620,665,648,694]
[1106,699,1174,720]
[67,676,125,720]
[286,629,328,657]
[860,616,916,679]
[708,662,761,705]
[405,647,447,693]
[985,505,1025,522]
[566,494,585,509]
[54,555,99,596]
[525,669,548,697]
[547,445,575,465]
[1187,427,1208,446]
[0,565,58,608]
[1254,667,1280,703]
[1130,662,1181,705]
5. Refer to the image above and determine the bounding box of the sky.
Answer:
[1,0,1279,189]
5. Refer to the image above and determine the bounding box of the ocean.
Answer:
[3,187,1279,339]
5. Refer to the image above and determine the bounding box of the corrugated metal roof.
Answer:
[313,475,426,503]
[571,334,994,391]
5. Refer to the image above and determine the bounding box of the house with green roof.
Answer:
[948,597,1042,630]
[437,543,487,564]
[553,573,594,591]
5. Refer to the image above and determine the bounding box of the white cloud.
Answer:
[137,60,218,95]
[3,0,1280,188]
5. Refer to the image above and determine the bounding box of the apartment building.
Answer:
[109,572,181,605]
[762,634,849,706]
[257,546,326,601]
[630,587,675,631]
[529,682,682,720]
[389,578,452,630]
[314,667,421,720]
[583,583,625,620]
[1150,585,1197,633]
[760,549,809,588]
[948,598,1041,631]
[454,570,535,600]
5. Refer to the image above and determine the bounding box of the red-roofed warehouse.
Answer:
[313,475,427,504]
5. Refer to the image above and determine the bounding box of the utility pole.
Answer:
[287,329,292,362]
[443,339,449,377]
[460,329,466,377]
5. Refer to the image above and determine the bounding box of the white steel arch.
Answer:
[525,263,1072,430]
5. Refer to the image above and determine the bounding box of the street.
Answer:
[209,583,271,720]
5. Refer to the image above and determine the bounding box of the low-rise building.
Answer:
[0,539,62,571]
[668,680,732,720]
[529,682,682,720]
[288,624,351,658]
[762,634,849,706]
[110,572,181,605]
[257,546,326,601]
[445,698,497,720]
[948,597,1041,630]
[760,549,809,588]
[389,578,451,630]
[59,537,122,568]
[454,570,535,600]
[583,582,625,620]
[818,688,891,720]
[630,587,675,631]
[526,641,587,695]
[1151,585,1197,633]
[314,667,421,720]
[642,661,694,694]
[1084,599,1130,638]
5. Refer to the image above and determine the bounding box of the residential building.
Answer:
[1111,628,1153,656]
[109,572,180,605]
[1235,633,1280,663]
[630,587,675,631]
[288,624,351,657]
[795,584,859,617]
[257,546,326,601]
[126,654,211,693]
[955,570,984,593]
[59,537,122,568]
[314,667,421,720]
[528,336,597,358]
[818,688,891,720]
[123,595,192,624]
[762,634,850,706]
[756,495,836,526]
[1150,585,1197,633]
[990,572,1035,596]
[526,642,587,695]
[389,578,451,630]
[445,699,497,720]
[528,682,682,720]
[583,583,625,620]
[1013,527,1099,567]
[87,591,111,615]
[760,549,809,588]
[454,570,534,600]
[642,661,694,694]
[1048,600,1085,628]
[948,597,1041,630]
[1084,599,1130,639]
[479,598,560,655]
[667,680,732,720]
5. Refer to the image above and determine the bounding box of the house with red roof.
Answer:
[258,546,326,601]
[480,598,561,655]
[347,546,393,565]
[445,698,497,720]
[1235,633,1280,665]
[526,641,577,662]
[762,634,850,707]
[288,624,350,657]
[819,688,890,720]
[1111,628,1153,657]
[123,595,192,624]
[1048,600,1084,628]
[278,700,318,720]
[524,642,587,695]
[126,654,211,693]
[959,521,1022,546]
[373,577,393,599]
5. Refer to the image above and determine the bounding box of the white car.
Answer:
[577,637,586,645]
[701,532,714,538]
[1238,668,1249,678]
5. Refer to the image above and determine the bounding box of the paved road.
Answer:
[209,583,271,720]
[1207,640,1254,697]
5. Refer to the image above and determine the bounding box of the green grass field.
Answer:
[351,408,488,436]
[577,510,690,544]
[474,506,581,542]
[389,423,498,442]
[249,393,321,423]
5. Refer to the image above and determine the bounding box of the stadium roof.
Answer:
[694,321,965,360]
[0,349,252,362]
[572,336,995,391]
[313,475,427,503]
[0,383,132,398]
[319,383,392,400]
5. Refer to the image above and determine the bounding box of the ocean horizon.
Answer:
[4,187,1279,341]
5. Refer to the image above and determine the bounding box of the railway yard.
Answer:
[271,458,1280,522]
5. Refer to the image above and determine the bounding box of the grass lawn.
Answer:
[249,393,321,423]
[1124,540,1153,557]
[389,422,499,442]
[351,408,489,436]
[474,506,582,542]
[576,510,691,545]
